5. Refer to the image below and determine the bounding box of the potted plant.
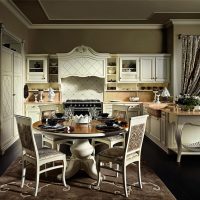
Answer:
[177,94,200,111]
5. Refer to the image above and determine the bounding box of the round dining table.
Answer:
[33,119,126,180]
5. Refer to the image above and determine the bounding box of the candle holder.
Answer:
[38,90,43,102]
[34,93,38,103]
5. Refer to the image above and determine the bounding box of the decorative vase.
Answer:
[48,87,55,102]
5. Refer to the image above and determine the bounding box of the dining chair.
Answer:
[91,104,129,150]
[38,104,74,151]
[96,115,148,197]
[15,115,68,196]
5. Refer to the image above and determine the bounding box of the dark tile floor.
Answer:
[1,136,200,200]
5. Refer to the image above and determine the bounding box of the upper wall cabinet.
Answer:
[140,55,170,83]
[119,56,140,82]
[26,54,48,83]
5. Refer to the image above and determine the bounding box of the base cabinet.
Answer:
[149,116,161,142]
[25,104,41,123]
[145,109,177,153]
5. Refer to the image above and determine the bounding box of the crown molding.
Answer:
[30,24,163,29]
[171,19,200,25]
[1,0,163,29]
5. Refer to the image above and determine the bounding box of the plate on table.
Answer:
[39,124,65,131]
[182,141,200,152]
[96,124,121,132]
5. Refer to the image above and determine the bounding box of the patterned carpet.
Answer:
[0,158,176,199]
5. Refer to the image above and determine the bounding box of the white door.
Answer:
[13,52,23,137]
[140,57,155,82]
[1,47,14,153]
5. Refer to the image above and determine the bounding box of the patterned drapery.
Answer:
[181,35,200,95]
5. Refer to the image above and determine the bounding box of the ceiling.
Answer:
[3,0,200,28]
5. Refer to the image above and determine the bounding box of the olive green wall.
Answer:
[0,3,29,51]
[28,29,166,54]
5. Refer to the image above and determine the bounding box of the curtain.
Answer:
[181,35,200,95]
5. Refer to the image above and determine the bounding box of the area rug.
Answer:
[0,158,176,199]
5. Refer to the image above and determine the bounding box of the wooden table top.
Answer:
[32,120,126,139]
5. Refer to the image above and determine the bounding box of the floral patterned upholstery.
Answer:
[127,123,145,152]
[38,148,66,160]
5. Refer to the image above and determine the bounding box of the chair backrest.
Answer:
[125,115,148,157]
[112,104,129,121]
[15,115,38,158]
[38,104,59,119]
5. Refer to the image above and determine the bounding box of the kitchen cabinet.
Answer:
[49,55,58,83]
[140,55,170,83]
[25,103,62,123]
[26,54,48,83]
[160,111,167,146]
[119,56,140,82]
[103,103,113,116]
[0,25,24,154]
[25,104,41,123]
[150,115,161,142]
[106,56,118,91]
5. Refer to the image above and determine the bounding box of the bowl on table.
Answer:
[47,119,57,126]
[55,112,64,118]
[105,119,116,127]
[99,113,109,118]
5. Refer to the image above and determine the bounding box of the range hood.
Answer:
[57,45,109,79]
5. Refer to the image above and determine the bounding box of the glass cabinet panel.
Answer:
[119,57,140,82]
[122,60,137,73]
[26,55,48,83]
[29,60,44,72]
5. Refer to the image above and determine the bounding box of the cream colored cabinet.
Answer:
[150,115,161,142]
[106,56,118,91]
[25,104,41,123]
[140,55,170,83]
[103,103,113,116]
[160,111,166,146]
[119,56,140,82]
[26,54,48,83]
[0,46,24,155]
[49,55,58,83]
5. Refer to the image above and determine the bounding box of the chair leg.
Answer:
[137,160,142,189]
[122,165,128,197]
[21,158,26,188]
[57,143,61,151]
[96,157,101,187]
[62,159,67,187]
[34,165,40,196]
[116,164,119,178]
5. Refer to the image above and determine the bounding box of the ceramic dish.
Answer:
[39,124,65,131]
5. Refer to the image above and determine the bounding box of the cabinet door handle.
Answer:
[13,94,16,96]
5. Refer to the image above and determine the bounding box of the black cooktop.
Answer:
[65,99,101,103]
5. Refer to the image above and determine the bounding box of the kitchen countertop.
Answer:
[104,101,143,104]
[144,102,200,116]
[24,101,62,105]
